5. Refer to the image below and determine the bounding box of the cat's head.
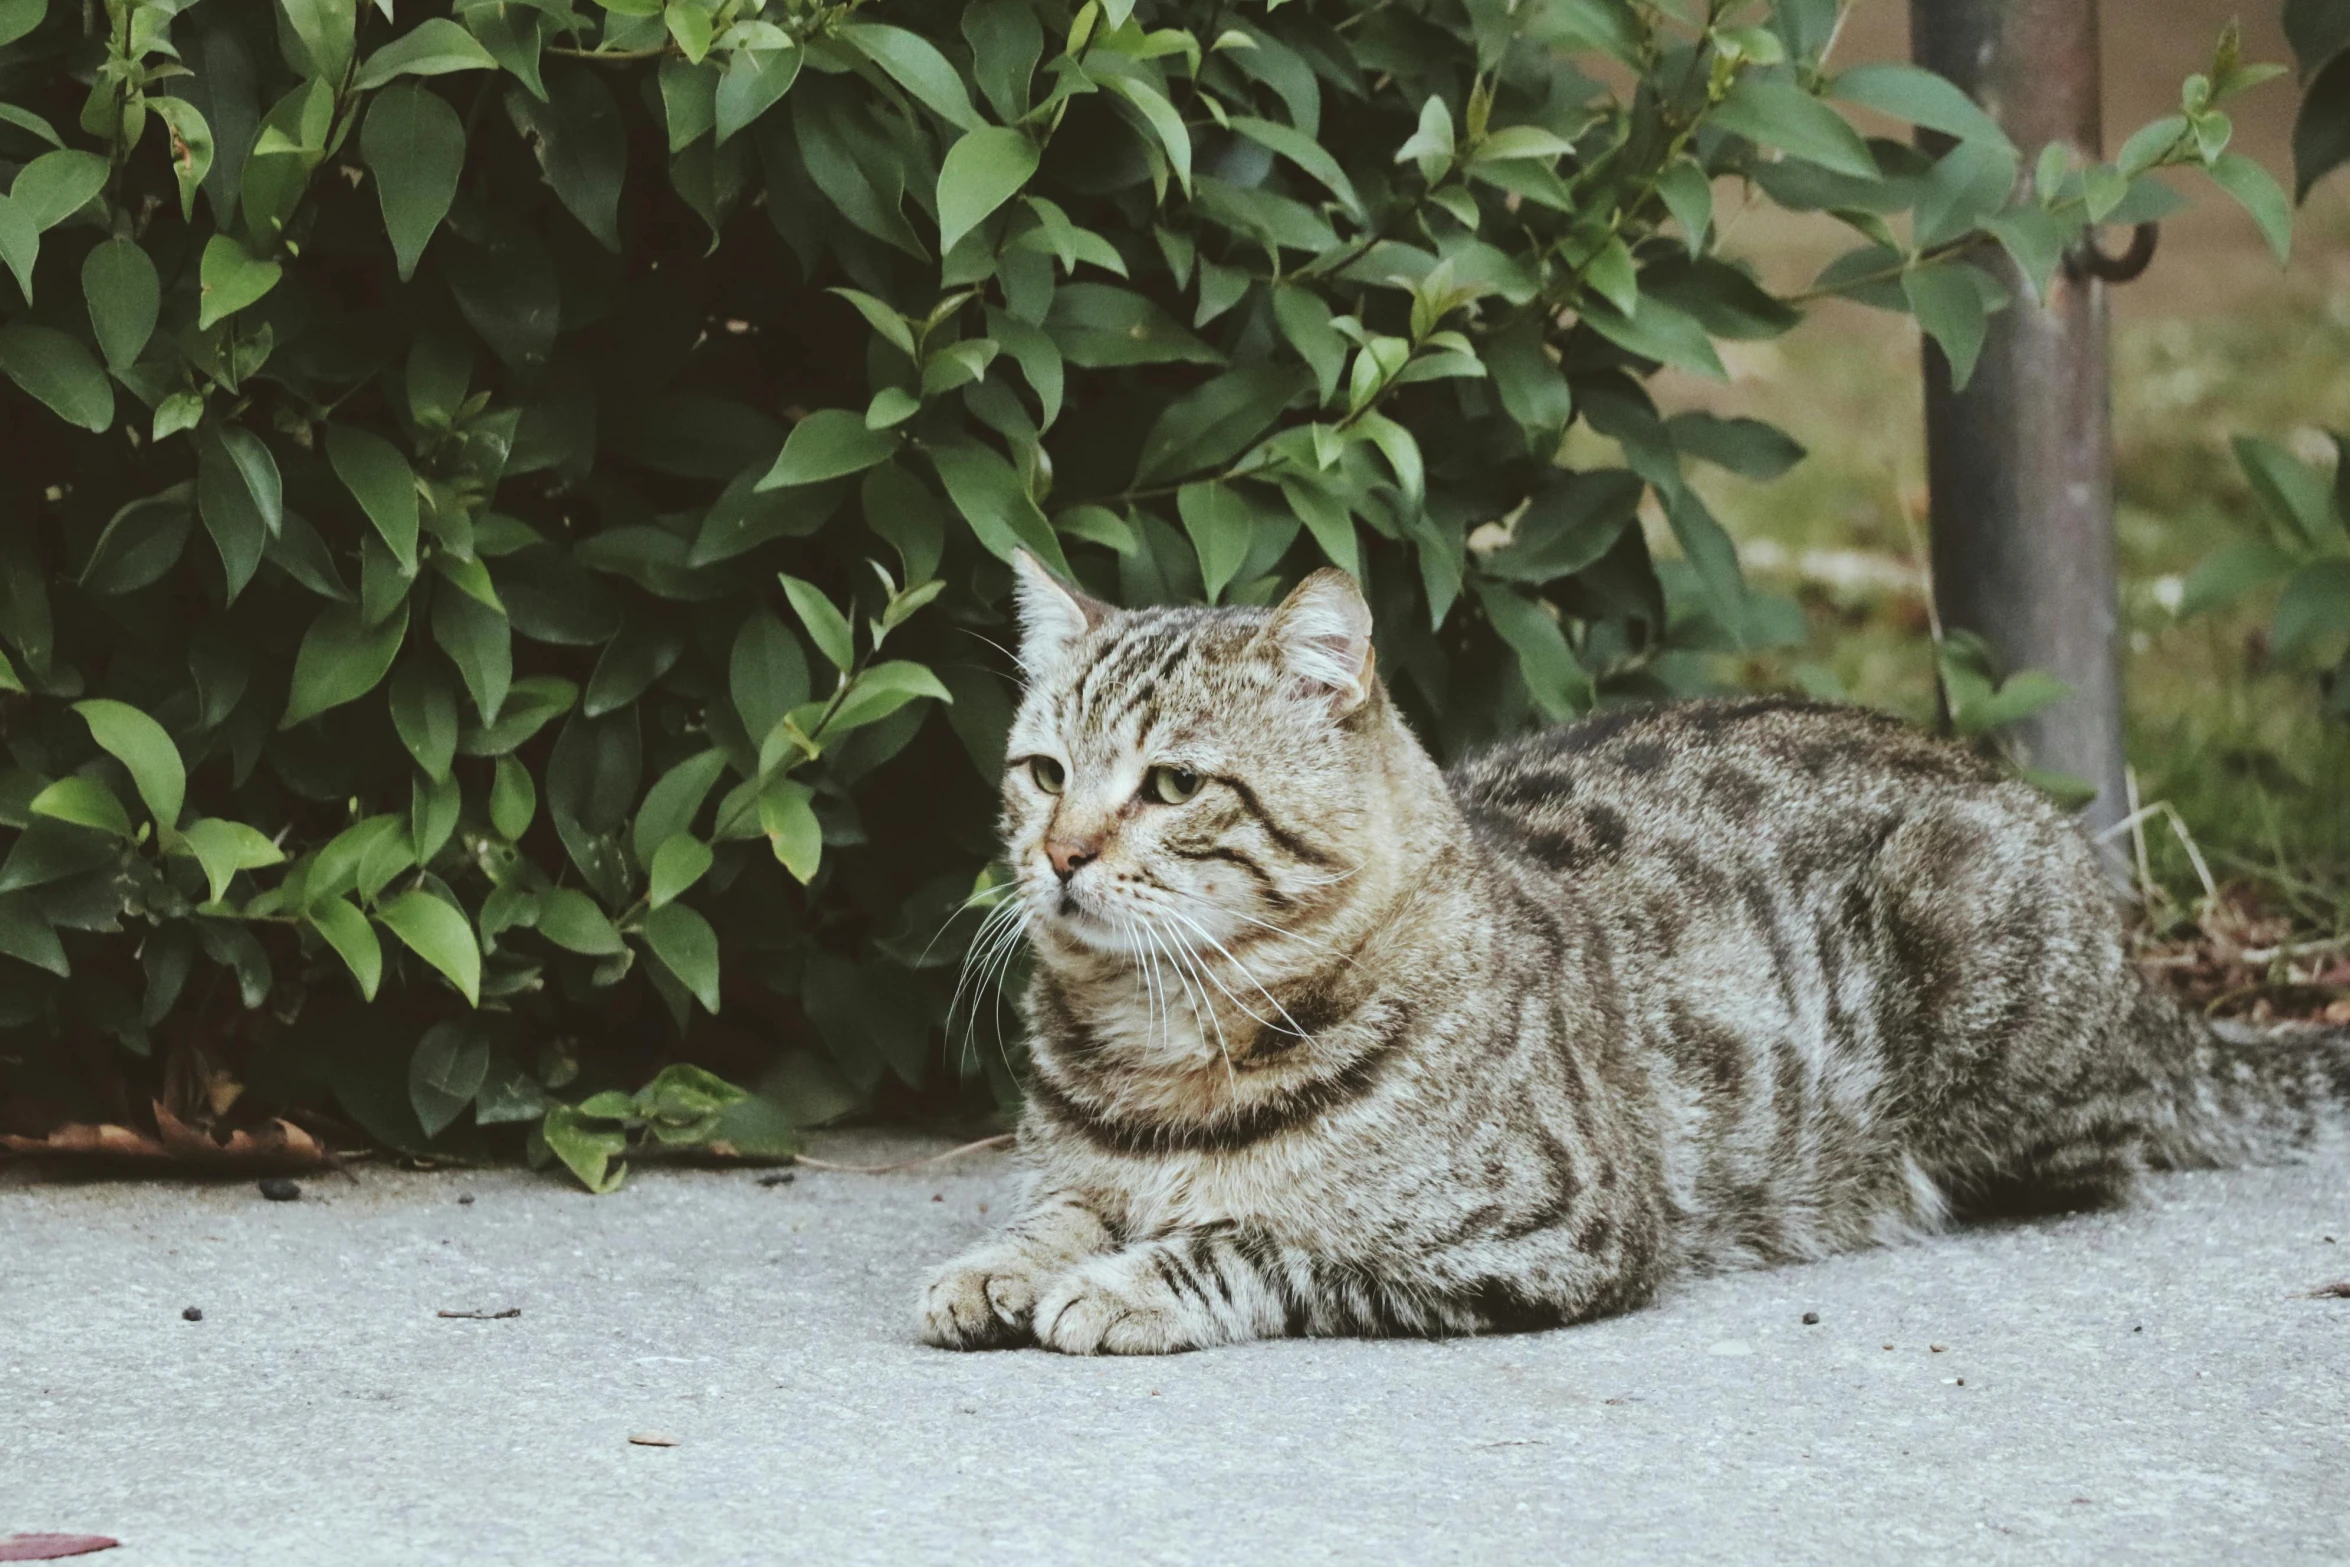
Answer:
[1000,554,1385,959]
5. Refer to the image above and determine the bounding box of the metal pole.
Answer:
[1910,0,2129,845]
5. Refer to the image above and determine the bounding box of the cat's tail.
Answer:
[2137,989,2350,1168]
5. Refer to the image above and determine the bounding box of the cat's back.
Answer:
[1446,694,2028,887]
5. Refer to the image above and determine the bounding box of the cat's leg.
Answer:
[916,1191,1115,1350]
[1031,1226,1300,1355]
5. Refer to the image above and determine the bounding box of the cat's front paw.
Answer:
[915,1250,1053,1350]
[1032,1259,1200,1356]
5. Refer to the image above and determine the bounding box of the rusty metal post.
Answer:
[1910,0,2129,848]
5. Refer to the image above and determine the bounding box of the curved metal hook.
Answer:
[2066,222,2159,284]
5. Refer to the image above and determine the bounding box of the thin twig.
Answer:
[793,1133,1014,1175]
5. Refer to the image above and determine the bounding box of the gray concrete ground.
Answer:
[4,1135,2346,1565]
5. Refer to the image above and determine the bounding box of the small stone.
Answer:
[628,1431,679,1448]
[258,1177,301,1202]
[758,1172,795,1187]
[1882,1343,1894,1351]
[457,1193,476,1205]
[1954,1377,1966,1386]
[931,1193,944,1202]
[1801,1311,1820,1326]
[1929,1343,1948,1353]
[181,1306,203,1322]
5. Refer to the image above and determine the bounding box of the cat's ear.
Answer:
[1011,550,1108,671]
[1264,568,1376,714]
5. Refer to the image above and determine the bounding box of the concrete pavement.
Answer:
[4,1134,2346,1564]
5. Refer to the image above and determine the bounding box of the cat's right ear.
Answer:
[1011,551,1108,672]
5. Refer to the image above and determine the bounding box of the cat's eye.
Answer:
[1028,757,1066,795]
[1146,765,1203,805]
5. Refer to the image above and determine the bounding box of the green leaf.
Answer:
[757,409,898,489]
[632,748,728,865]
[1354,411,1425,502]
[664,0,713,63]
[0,323,111,433]
[2178,538,2297,617]
[378,889,482,1006]
[778,574,854,672]
[837,22,984,133]
[408,1021,490,1137]
[0,0,45,50]
[1230,115,1362,216]
[328,425,421,571]
[1480,469,1645,583]
[543,1102,627,1192]
[647,835,713,909]
[2273,559,2350,657]
[820,660,951,735]
[1177,481,1253,604]
[1045,283,1221,368]
[716,44,801,145]
[758,776,820,881]
[11,149,106,230]
[197,235,281,329]
[354,18,498,89]
[507,68,626,253]
[1712,78,1880,181]
[1475,581,1591,722]
[1903,262,1994,392]
[927,437,1070,576]
[390,661,459,780]
[937,125,1039,254]
[29,776,132,840]
[283,600,409,728]
[643,901,721,1013]
[2206,151,2291,265]
[1668,413,1806,480]
[172,817,285,905]
[0,193,38,301]
[434,589,514,724]
[148,97,216,222]
[457,672,570,755]
[0,891,68,977]
[729,611,810,745]
[1136,365,1309,487]
[1581,293,1727,381]
[582,620,685,718]
[1104,73,1192,193]
[1655,159,1712,256]
[1984,205,2071,305]
[537,885,626,955]
[310,896,382,1000]
[2233,435,2337,546]
[1830,63,2012,151]
[1394,93,1455,178]
[489,754,536,840]
[363,84,467,281]
[279,0,358,83]
[80,486,193,594]
[73,699,184,832]
[81,239,159,376]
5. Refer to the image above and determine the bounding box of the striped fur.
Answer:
[917,564,2350,1355]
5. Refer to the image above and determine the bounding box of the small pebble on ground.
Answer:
[758,1172,794,1187]
[457,1193,475,1205]
[257,1177,300,1202]
[628,1432,679,1448]
[1802,1311,1820,1325]
[181,1306,201,1322]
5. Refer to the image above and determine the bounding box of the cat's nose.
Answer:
[1045,838,1099,882]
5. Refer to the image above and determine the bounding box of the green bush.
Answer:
[0,0,2282,1184]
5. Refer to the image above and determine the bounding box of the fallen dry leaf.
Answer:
[2307,1281,2350,1299]
[628,1431,679,1448]
[0,1103,327,1171]
[0,1536,119,1562]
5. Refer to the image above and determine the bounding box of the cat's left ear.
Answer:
[1263,568,1376,714]
[1010,550,1110,672]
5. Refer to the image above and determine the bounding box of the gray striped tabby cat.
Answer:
[917,557,2348,1355]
